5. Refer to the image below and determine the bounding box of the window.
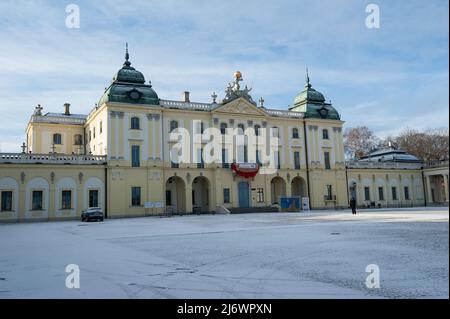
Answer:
[254,125,261,136]
[61,190,71,209]
[392,187,397,200]
[93,127,96,139]
[131,117,140,130]
[275,151,281,169]
[197,148,204,168]
[237,145,245,163]
[53,133,62,145]
[378,187,384,201]
[222,149,229,168]
[170,120,178,132]
[89,130,92,142]
[223,188,230,203]
[1,191,12,211]
[89,190,99,208]
[325,185,333,200]
[131,187,141,206]
[100,121,103,134]
[324,152,331,170]
[322,129,329,140]
[237,124,245,135]
[294,151,300,169]
[292,128,299,139]
[74,134,82,146]
[220,123,227,135]
[364,187,370,201]
[171,161,179,168]
[272,127,279,137]
[404,186,410,200]
[257,188,264,202]
[131,145,140,167]
[32,190,43,210]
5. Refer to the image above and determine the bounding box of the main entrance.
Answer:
[238,181,250,208]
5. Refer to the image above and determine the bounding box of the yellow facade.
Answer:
[0,53,448,222]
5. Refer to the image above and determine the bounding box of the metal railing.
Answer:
[0,153,107,165]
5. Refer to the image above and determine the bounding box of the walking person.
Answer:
[350,197,357,215]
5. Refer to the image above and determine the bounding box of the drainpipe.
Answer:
[303,119,312,209]
[104,165,108,219]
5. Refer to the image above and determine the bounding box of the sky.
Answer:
[0,0,448,152]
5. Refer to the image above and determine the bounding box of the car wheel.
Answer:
[85,217,89,222]
[100,218,104,222]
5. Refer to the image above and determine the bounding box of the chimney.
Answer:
[64,103,71,115]
[182,91,190,103]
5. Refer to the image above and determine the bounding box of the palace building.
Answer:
[0,48,448,222]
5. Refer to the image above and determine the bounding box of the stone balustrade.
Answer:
[0,153,107,165]
[346,161,423,170]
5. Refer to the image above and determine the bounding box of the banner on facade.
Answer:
[231,162,259,178]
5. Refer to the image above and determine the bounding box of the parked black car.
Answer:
[81,207,104,222]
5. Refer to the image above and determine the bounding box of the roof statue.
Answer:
[222,71,256,105]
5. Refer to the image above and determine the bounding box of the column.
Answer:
[426,175,433,204]
[443,174,449,202]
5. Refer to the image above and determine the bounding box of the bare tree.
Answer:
[393,127,449,161]
[344,126,377,159]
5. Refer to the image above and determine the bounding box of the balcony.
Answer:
[0,153,107,165]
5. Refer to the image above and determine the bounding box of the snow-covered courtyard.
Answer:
[0,207,448,299]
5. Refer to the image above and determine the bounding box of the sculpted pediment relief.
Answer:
[213,98,267,117]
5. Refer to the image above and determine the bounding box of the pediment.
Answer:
[212,97,267,117]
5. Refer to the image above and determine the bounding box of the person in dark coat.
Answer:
[350,197,357,215]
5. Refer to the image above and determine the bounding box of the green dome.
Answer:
[289,71,340,120]
[292,85,325,104]
[98,45,159,106]
[113,66,146,84]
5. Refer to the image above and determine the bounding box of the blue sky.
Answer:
[0,0,448,152]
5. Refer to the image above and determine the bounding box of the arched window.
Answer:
[74,134,82,145]
[220,122,227,135]
[322,129,329,140]
[131,116,140,130]
[292,128,299,139]
[170,120,178,132]
[254,125,261,136]
[237,124,245,135]
[53,133,62,145]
